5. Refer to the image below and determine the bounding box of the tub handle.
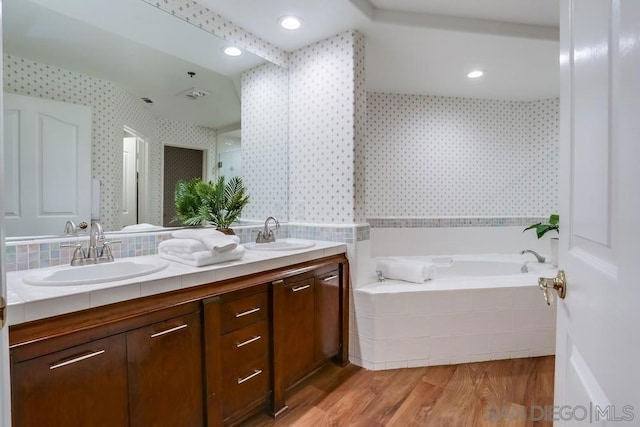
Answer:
[376,270,385,282]
[538,270,567,305]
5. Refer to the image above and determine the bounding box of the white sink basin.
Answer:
[244,239,315,252]
[23,258,169,286]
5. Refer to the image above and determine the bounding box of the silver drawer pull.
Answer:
[322,275,338,282]
[150,324,188,338]
[292,284,311,292]
[236,335,262,348]
[237,369,263,384]
[50,350,105,370]
[235,307,260,318]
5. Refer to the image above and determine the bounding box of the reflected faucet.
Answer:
[256,217,280,243]
[521,249,545,263]
[63,220,78,236]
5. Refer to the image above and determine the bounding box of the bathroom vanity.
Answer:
[7,242,349,426]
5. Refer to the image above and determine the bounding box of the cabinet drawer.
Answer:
[222,320,269,368]
[220,292,268,333]
[222,356,270,419]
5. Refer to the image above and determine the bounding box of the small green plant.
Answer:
[523,214,559,239]
[174,176,249,229]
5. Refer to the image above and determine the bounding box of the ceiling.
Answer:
[198,0,560,100]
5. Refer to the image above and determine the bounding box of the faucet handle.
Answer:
[61,243,87,266]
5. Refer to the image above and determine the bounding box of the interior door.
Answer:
[122,137,138,227]
[0,10,12,423]
[555,0,640,424]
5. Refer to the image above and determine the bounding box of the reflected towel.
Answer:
[172,228,240,253]
[376,259,436,284]
[159,245,245,267]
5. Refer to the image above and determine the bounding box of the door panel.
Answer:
[556,0,640,424]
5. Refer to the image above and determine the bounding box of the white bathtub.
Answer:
[350,254,558,371]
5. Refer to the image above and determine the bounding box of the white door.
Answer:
[122,137,138,227]
[3,93,92,237]
[0,7,12,422]
[555,0,640,424]
[218,150,241,180]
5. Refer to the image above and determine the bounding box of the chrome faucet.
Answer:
[256,216,280,243]
[63,220,78,236]
[521,249,545,263]
[62,221,117,266]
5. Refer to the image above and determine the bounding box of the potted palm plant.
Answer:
[174,176,249,234]
[523,214,559,266]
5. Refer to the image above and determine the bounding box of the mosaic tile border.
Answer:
[6,223,369,272]
[367,217,548,229]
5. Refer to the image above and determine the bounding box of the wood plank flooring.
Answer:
[241,356,554,427]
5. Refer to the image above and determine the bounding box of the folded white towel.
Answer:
[376,259,436,283]
[172,228,240,253]
[158,245,245,267]
[158,239,207,255]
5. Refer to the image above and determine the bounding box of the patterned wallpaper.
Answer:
[241,61,289,221]
[4,54,216,231]
[365,93,559,217]
[140,0,288,68]
[289,31,364,224]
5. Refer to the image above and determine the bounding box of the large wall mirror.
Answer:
[3,0,289,239]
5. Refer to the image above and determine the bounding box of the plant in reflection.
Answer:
[174,177,249,232]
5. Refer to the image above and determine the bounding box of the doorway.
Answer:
[122,128,149,227]
[163,145,206,226]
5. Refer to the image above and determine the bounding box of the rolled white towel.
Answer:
[159,245,245,267]
[376,259,436,284]
[172,228,240,253]
[158,238,206,254]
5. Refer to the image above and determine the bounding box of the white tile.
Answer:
[429,291,473,313]
[407,359,430,368]
[353,314,375,339]
[381,339,409,362]
[353,291,374,316]
[472,288,514,311]
[7,303,25,326]
[512,286,548,309]
[489,332,518,353]
[349,355,364,367]
[90,284,141,307]
[405,337,431,360]
[429,357,451,366]
[181,270,217,288]
[430,312,474,336]
[405,291,434,315]
[323,245,346,257]
[24,293,91,322]
[430,335,470,359]
[530,347,555,357]
[465,334,494,355]
[469,353,491,363]
[474,310,518,333]
[373,293,409,317]
[140,277,181,297]
[526,329,557,350]
[359,360,386,371]
[375,315,429,339]
[449,355,471,365]
[386,360,408,370]
[510,350,531,359]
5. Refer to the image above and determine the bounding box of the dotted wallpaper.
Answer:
[141,0,288,68]
[365,93,559,217]
[353,32,367,224]
[289,31,362,224]
[241,61,289,221]
[4,54,217,231]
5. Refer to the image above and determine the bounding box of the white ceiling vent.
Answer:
[176,87,212,100]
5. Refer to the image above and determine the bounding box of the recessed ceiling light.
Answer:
[467,70,485,79]
[224,46,242,57]
[279,16,302,30]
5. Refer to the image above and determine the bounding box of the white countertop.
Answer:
[7,240,346,326]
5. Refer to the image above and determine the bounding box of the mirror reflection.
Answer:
[3,0,289,239]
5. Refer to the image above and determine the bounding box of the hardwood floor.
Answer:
[241,356,554,427]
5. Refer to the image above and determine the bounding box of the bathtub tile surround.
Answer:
[367,217,547,229]
[350,284,556,370]
[366,93,559,218]
[3,54,216,230]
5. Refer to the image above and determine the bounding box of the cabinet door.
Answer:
[315,269,341,361]
[127,311,203,427]
[279,278,316,386]
[12,334,128,427]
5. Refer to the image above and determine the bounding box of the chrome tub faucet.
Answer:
[521,249,546,263]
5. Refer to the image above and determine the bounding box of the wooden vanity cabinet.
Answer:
[10,303,203,427]
[12,334,129,427]
[314,266,341,361]
[127,310,204,427]
[203,284,271,426]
